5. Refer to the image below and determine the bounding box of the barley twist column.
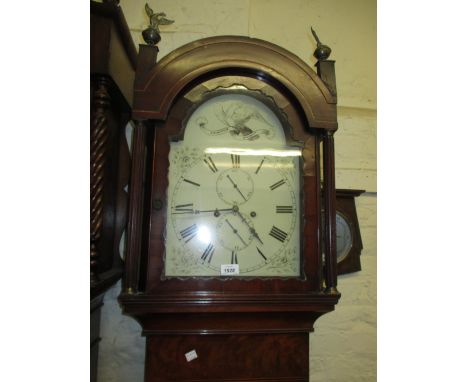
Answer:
[90,77,111,284]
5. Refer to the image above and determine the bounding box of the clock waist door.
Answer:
[144,332,309,382]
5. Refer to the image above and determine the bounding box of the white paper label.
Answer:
[220,264,239,275]
[185,349,198,362]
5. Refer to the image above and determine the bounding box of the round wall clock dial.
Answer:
[336,212,353,263]
[164,91,302,277]
[335,189,365,275]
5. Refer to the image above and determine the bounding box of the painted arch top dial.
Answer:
[164,92,301,277]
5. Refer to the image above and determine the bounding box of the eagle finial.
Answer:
[142,3,174,45]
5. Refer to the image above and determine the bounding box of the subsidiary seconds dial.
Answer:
[216,167,254,205]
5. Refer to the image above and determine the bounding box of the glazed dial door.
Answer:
[164,92,302,277]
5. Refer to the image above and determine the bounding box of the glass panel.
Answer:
[164,91,302,277]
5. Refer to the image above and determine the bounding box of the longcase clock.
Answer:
[120,27,341,381]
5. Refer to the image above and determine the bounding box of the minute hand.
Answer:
[172,207,232,215]
[197,208,233,213]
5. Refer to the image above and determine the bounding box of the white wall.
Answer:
[97,1,377,381]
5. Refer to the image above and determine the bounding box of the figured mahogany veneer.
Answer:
[145,334,309,382]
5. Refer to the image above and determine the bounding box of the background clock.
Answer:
[336,189,365,275]
[336,211,353,263]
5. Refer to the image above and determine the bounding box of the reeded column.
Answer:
[123,120,147,293]
[323,131,338,293]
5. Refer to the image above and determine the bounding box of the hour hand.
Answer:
[249,227,264,245]
[172,203,195,214]
[235,210,264,245]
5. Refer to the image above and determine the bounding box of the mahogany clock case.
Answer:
[119,36,341,381]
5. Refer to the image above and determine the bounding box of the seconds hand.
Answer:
[226,174,248,201]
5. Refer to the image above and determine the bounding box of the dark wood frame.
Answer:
[120,36,341,382]
[90,0,137,294]
[336,189,365,275]
[90,2,137,381]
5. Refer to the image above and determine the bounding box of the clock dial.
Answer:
[166,152,300,276]
[336,212,353,262]
[164,91,302,277]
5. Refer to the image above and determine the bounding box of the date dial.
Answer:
[216,212,254,252]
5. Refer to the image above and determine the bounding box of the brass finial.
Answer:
[142,3,174,46]
[311,27,332,60]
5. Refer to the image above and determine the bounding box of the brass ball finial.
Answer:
[311,27,332,60]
